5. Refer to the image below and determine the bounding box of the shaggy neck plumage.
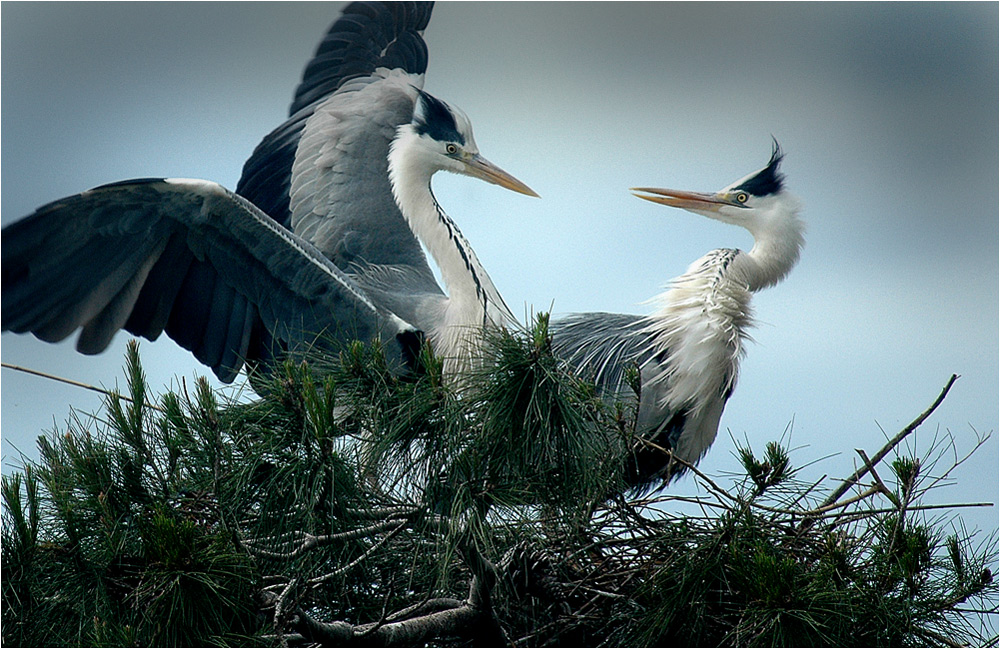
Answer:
[387,130,511,355]
[639,192,804,414]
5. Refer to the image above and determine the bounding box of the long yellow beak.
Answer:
[630,187,728,211]
[464,154,539,197]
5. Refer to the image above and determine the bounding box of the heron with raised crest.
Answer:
[551,143,805,490]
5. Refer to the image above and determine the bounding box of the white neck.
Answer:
[733,195,805,292]
[387,129,513,356]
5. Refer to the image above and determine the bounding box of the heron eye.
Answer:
[735,192,749,204]
[445,143,459,155]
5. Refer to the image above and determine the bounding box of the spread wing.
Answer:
[1,179,420,382]
[236,1,439,291]
[290,1,434,117]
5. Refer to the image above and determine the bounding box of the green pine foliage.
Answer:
[2,348,261,647]
[2,321,997,647]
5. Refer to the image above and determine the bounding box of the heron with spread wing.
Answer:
[2,3,803,493]
[1,2,535,382]
[551,143,805,490]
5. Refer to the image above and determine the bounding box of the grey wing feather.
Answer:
[350,262,446,328]
[1,179,419,382]
[290,1,433,116]
[550,312,653,395]
[237,0,437,288]
[551,311,693,490]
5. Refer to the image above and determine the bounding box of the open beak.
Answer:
[630,187,728,212]
[464,154,539,197]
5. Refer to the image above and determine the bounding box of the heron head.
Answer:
[630,141,800,240]
[400,90,538,196]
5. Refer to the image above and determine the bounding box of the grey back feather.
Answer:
[288,72,439,281]
[550,312,653,396]
[550,311,712,490]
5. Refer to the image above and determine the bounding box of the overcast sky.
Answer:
[2,3,997,538]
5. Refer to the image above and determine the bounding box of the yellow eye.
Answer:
[735,192,749,204]
[446,144,459,155]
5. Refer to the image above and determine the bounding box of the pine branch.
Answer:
[4,342,995,647]
[291,601,485,647]
[822,374,958,509]
[242,518,412,560]
[307,520,409,586]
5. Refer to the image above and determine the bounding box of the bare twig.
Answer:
[637,440,739,509]
[797,374,959,536]
[308,520,409,586]
[821,374,958,511]
[345,505,422,520]
[800,485,883,516]
[825,502,993,527]
[2,361,168,413]
[911,430,993,500]
[243,519,410,560]
[385,598,466,623]
[291,601,483,647]
[273,577,300,640]
[912,625,964,648]
[856,449,899,507]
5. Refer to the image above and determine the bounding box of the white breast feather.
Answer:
[640,249,753,420]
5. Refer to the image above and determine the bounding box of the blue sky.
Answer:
[2,3,997,539]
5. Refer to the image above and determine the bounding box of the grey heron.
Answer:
[550,144,804,490]
[1,1,535,382]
